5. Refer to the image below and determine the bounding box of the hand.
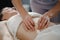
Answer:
[22,14,35,31]
[38,13,50,30]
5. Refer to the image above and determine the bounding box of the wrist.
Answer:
[21,13,29,18]
[44,12,53,18]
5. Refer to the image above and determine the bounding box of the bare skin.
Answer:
[0,7,17,40]
[0,9,54,40]
[12,0,60,31]
[12,0,35,31]
[38,0,60,30]
[16,17,55,40]
[1,7,17,20]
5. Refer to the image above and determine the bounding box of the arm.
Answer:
[12,0,28,18]
[12,0,35,31]
[45,0,60,18]
[38,0,60,30]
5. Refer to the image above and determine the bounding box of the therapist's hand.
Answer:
[38,13,50,30]
[22,14,35,31]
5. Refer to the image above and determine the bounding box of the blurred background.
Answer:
[0,0,31,12]
[22,0,31,12]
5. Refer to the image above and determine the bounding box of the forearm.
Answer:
[12,0,28,18]
[46,0,60,18]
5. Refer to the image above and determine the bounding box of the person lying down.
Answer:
[0,7,17,21]
[0,12,60,40]
[6,12,60,40]
[0,7,18,40]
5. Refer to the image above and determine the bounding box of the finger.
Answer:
[28,18,35,26]
[39,17,46,30]
[23,20,30,30]
[26,20,35,31]
[42,19,48,28]
[38,16,43,29]
[23,23,28,31]
[42,16,50,29]
[40,16,46,26]
[38,21,48,31]
[41,20,48,30]
[44,21,50,28]
[24,20,34,31]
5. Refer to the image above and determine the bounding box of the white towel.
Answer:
[0,21,13,40]
[7,12,41,40]
[35,25,60,40]
[7,12,60,40]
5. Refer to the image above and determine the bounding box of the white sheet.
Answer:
[0,21,13,40]
[7,12,41,37]
[6,12,60,40]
